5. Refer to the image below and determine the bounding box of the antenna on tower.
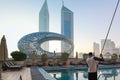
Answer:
[45,0,47,3]
[62,0,64,6]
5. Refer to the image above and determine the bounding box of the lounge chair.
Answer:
[4,61,23,70]
[8,61,24,67]
[37,61,43,67]
[79,59,87,65]
[26,61,33,67]
[57,61,64,66]
[48,61,54,66]
[70,61,79,65]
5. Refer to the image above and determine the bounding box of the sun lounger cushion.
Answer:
[4,61,22,69]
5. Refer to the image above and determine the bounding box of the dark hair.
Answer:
[88,52,93,56]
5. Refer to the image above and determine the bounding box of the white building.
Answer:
[93,42,100,56]
[101,39,119,55]
[39,0,49,51]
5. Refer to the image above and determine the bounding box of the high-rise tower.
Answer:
[39,0,49,51]
[93,42,100,56]
[61,3,74,58]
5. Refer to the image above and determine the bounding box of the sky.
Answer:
[0,0,120,57]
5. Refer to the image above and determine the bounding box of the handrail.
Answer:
[97,74,102,80]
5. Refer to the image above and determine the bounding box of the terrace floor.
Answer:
[1,67,32,80]
[30,67,45,80]
[1,67,46,80]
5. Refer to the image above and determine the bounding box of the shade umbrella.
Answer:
[32,50,36,66]
[0,35,8,80]
[53,50,56,66]
[0,35,8,61]
[0,43,2,80]
[76,52,78,59]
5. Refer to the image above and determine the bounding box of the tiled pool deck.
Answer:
[31,67,45,80]
[2,67,32,80]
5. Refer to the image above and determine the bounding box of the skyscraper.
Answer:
[39,0,49,51]
[61,4,74,58]
[93,42,100,56]
[101,39,119,54]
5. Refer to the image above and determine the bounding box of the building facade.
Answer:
[39,0,49,51]
[101,39,119,55]
[93,42,100,56]
[61,5,74,58]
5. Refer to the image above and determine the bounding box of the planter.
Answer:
[43,62,47,66]
[63,61,67,66]
[14,61,25,66]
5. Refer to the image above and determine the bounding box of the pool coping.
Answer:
[38,68,56,80]
[30,67,45,80]
[42,64,120,71]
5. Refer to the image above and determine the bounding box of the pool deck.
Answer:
[31,67,45,80]
[1,67,46,80]
[1,67,32,80]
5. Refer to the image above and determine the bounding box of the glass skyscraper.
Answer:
[39,0,49,51]
[61,5,74,58]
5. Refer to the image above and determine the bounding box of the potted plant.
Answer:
[61,52,69,65]
[10,51,27,66]
[41,54,48,66]
[81,53,88,65]
[111,53,118,64]
[82,53,88,60]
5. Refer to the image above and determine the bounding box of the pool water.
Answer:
[46,68,120,80]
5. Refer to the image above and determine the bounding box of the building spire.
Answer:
[62,0,64,6]
[44,0,47,4]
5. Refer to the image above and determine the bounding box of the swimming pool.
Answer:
[46,67,120,80]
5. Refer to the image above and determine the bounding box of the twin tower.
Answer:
[39,0,74,57]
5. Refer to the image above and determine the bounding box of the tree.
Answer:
[61,52,69,61]
[83,53,88,61]
[41,54,48,63]
[10,51,27,61]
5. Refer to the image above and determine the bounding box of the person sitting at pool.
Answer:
[86,52,104,80]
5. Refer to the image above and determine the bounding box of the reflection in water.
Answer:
[54,74,56,78]
[83,72,88,78]
[99,68,118,80]
[76,72,78,80]
[47,68,120,80]
[60,71,70,80]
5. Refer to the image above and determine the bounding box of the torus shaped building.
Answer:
[18,0,74,58]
